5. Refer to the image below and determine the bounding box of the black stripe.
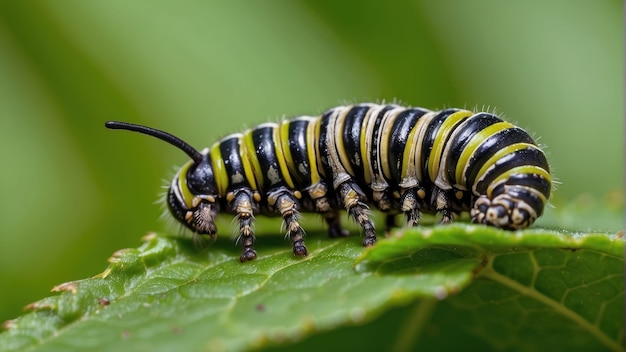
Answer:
[387,108,430,183]
[505,173,552,199]
[286,119,312,187]
[474,147,549,195]
[220,136,248,190]
[465,127,537,188]
[444,113,503,184]
[250,125,285,189]
[318,110,334,178]
[419,109,461,183]
[368,105,397,182]
[342,105,371,181]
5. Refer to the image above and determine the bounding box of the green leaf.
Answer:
[0,230,473,352]
[1,224,623,352]
[358,225,624,351]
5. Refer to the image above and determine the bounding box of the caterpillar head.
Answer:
[470,180,549,230]
[471,193,536,230]
[105,121,219,236]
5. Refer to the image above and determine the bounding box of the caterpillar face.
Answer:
[106,103,552,262]
[471,173,551,229]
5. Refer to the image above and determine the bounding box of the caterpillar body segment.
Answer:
[106,103,551,261]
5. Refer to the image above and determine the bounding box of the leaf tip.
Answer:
[51,281,78,294]
[93,268,112,279]
[108,249,132,263]
[141,232,158,242]
[23,301,55,312]
[2,319,17,331]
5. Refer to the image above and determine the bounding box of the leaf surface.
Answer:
[1,224,623,352]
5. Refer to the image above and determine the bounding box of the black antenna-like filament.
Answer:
[105,121,204,164]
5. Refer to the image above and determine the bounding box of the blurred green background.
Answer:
[0,1,622,324]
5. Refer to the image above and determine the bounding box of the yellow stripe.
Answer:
[314,117,325,178]
[273,125,295,188]
[177,161,195,208]
[428,110,473,182]
[279,120,296,176]
[306,118,321,185]
[455,122,515,183]
[239,136,258,191]
[209,142,228,196]
[466,142,534,186]
[413,111,437,181]
[243,130,264,188]
[360,106,382,185]
[486,165,551,198]
[336,108,354,176]
[400,118,423,184]
[360,110,373,184]
[380,108,401,180]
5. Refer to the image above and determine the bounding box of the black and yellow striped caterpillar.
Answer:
[106,103,551,262]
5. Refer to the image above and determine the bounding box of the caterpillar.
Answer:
[106,103,551,262]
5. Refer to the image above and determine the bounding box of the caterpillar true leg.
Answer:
[267,188,308,257]
[336,181,377,247]
[305,182,349,238]
[433,188,456,224]
[399,188,422,227]
[228,189,259,262]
